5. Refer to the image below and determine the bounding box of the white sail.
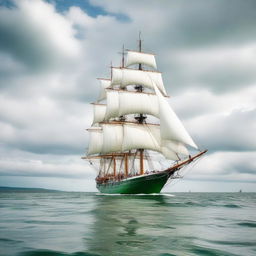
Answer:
[162,140,189,156]
[102,124,123,154]
[126,51,157,69]
[122,123,179,160]
[92,104,106,125]
[161,147,180,160]
[104,90,119,120]
[154,84,198,149]
[122,123,160,152]
[111,68,167,96]
[87,122,182,160]
[119,91,159,117]
[87,129,103,155]
[97,79,111,101]
[104,90,159,120]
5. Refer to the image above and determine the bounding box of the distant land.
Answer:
[0,187,249,193]
[0,186,60,193]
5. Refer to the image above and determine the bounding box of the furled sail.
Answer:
[87,129,103,155]
[111,68,167,96]
[126,50,157,69]
[92,104,106,125]
[154,84,198,149]
[97,79,111,101]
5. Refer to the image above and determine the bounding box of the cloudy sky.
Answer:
[0,0,255,192]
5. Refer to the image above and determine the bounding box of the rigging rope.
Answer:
[166,154,206,188]
[119,155,124,174]
[145,150,154,171]
[86,159,99,172]
[106,157,113,175]
[131,149,137,174]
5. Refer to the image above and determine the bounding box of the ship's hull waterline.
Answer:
[95,150,207,194]
[96,172,170,194]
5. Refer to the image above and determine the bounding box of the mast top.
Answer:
[139,31,142,52]
[122,44,125,68]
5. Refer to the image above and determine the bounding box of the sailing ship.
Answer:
[82,37,207,194]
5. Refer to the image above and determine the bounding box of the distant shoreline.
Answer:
[0,186,60,193]
[0,187,254,193]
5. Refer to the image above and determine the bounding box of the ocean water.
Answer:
[0,192,255,256]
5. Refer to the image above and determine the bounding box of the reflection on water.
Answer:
[84,193,256,256]
[85,195,187,256]
[0,192,255,256]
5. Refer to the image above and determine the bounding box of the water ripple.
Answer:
[0,192,255,256]
[237,221,256,228]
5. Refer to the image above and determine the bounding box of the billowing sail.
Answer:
[154,84,198,149]
[111,68,167,96]
[119,91,159,117]
[126,50,157,69]
[102,124,123,153]
[97,79,111,101]
[87,129,103,155]
[162,140,189,156]
[98,78,111,101]
[161,147,180,160]
[92,104,106,125]
[104,90,119,120]
[122,123,160,152]
[104,90,159,120]
[90,123,180,160]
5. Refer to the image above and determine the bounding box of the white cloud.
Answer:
[0,0,81,70]
[172,85,256,119]
[187,108,256,152]
[184,151,256,182]
[0,155,95,178]
[66,6,95,27]
[168,44,256,92]
[0,94,91,154]
[0,0,256,191]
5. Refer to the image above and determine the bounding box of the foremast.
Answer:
[83,36,204,182]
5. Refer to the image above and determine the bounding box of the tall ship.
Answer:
[82,37,207,194]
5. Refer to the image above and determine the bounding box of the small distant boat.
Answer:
[82,36,207,194]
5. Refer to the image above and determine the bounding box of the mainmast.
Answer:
[122,44,125,68]
[138,32,142,71]
[113,155,116,176]
[135,32,143,92]
[121,44,127,174]
[135,32,145,175]
[134,33,147,124]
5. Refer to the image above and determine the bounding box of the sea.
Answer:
[0,191,255,256]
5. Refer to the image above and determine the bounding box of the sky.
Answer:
[0,0,255,192]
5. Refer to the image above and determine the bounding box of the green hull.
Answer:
[96,172,169,194]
